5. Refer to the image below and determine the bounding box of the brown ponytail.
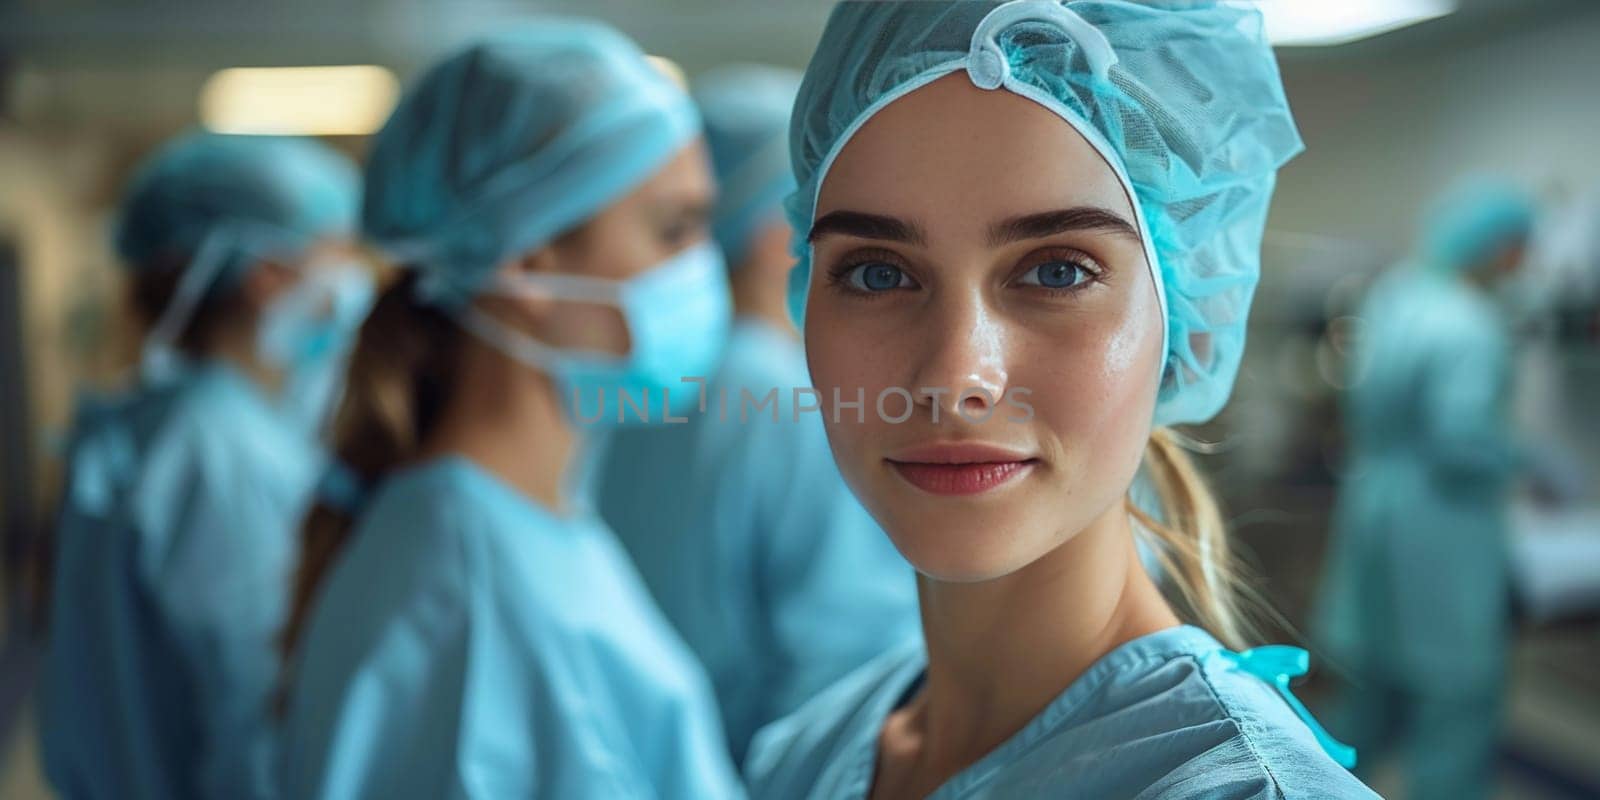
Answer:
[1127,427,1276,650]
[278,270,463,668]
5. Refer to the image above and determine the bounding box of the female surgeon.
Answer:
[41,133,369,800]
[742,2,1379,798]
[278,22,743,800]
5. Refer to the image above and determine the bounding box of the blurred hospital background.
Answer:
[2,1,1598,797]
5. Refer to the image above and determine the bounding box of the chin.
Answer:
[875,501,1055,584]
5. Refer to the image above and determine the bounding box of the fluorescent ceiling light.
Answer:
[1252,0,1458,47]
[199,65,400,136]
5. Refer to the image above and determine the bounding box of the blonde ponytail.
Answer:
[1128,427,1271,650]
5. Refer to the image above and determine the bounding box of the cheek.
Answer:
[1027,292,1163,465]
[570,214,666,281]
[536,302,630,356]
[804,298,912,460]
[803,287,916,394]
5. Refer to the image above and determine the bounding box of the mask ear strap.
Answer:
[485,271,627,306]
[140,222,302,380]
[140,226,238,380]
[452,305,626,373]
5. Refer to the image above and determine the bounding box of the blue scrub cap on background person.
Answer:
[693,64,803,269]
[114,132,359,377]
[786,0,1303,426]
[115,132,358,280]
[361,20,701,306]
[1418,176,1536,275]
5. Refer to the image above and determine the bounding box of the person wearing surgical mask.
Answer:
[277,23,743,799]
[39,132,370,800]
[1315,178,1539,800]
[742,2,1376,798]
[592,64,920,764]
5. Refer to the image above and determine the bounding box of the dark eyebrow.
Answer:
[986,207,1139,247]
[808,210,927,246]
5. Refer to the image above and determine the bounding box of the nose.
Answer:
[908,286,1010,422]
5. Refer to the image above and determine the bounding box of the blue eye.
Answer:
[1019,259,1091,290]
[848,262,909,292]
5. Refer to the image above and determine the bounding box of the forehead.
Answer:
[816,73,1135,226]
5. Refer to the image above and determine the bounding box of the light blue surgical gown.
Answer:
[40,362,321,800]
[282,456,744,799]
[593,318,921,763]
[1315,267,1519,800]
[744,626,1378,800]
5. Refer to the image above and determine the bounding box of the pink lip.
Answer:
[885,442,1039,496]
[887,442,1035,464]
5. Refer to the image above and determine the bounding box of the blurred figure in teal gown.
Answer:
[1316,177,1537,800]
[40,132,367,800]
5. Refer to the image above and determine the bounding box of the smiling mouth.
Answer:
[885,451,1040,497]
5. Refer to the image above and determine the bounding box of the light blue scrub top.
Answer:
[41,362,321,800]
[744,626,1379,800]
[283,457,745,799]
[594,318,921,763]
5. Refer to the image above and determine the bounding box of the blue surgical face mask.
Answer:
[258,262,377,432]
[456,240,732,428]
[258,262,375,369]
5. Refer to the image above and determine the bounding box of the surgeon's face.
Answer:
[1491,237,1528,279]
[237,236,368,332]
[805,74,1165,583]
[488,140,716,357]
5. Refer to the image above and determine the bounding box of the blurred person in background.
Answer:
[39,132,369,800]
[592,63,920,765]
[1315,177,1542,800]
[278,22,744,799]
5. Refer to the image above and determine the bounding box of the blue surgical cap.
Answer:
[1419,177,1536,274]
[787,0,1303,426]
[116,132,358,377]
[693,65,802,269]
[362,21,700,304]
[115,132,359,280]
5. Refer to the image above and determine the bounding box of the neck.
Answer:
[908,504,1180,777]
[422,336,576,513]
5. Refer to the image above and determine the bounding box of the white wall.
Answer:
[1271,3,1600,262]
